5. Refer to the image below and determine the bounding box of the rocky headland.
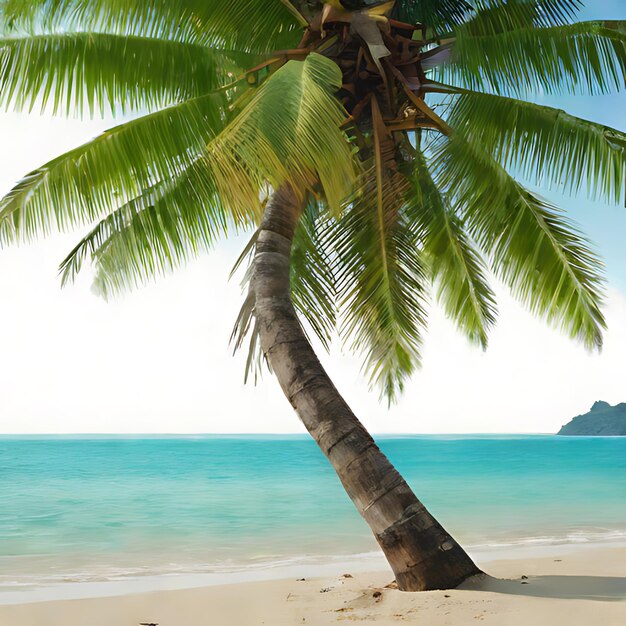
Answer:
[558,401,626,436]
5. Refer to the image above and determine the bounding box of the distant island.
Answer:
[558,401,626,436]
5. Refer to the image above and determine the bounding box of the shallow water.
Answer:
[1,434,625,589]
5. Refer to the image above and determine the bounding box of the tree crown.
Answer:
[0,0,623,400]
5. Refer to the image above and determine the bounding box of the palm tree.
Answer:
[0,0,624,591]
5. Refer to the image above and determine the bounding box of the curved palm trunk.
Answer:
[250,186,482,591]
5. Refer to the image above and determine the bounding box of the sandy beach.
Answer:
[1,545,624,625]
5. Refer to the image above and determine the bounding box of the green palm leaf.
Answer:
[331,159,428,402]
[410,152,497,348]
[447,90,626,205]
[290,201,337,351]
[461,0,582,36]
[431,132,606,349]
[208,53,357,215]
[1,0,302,53]
[1,0,202,42]
[394,0,582,38]
[1,53,354,251]
[190,0,303,53]
[445,20,626,95]
[58,159,236,298]
[0,32,244,116]
[392,0,473,34]
[0,92,228,243]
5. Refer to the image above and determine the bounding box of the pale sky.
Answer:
[0,2,625,434]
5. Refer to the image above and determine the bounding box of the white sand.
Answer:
[1,545,625,625]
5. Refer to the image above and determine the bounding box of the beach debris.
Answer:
[554,559,562,562]
[444,594,451,598]
[384,580,398,589]
[140,623,158,626]
[341,573,353,578]
[320,587,333,593]
[347,589,386,609]
[296,578,306,581]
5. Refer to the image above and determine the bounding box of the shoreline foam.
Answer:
[0,544,624,625]
[2,538,626,606]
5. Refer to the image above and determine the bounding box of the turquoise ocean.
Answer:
[1,435,625,593]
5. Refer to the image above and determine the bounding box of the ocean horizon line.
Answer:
[0,431,558,438]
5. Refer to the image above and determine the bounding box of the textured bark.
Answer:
[250,186,482,591]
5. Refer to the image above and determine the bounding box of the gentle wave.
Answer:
[468,528,626,549]
[3,529,626,592]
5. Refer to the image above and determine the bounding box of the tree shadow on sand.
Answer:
[460,574,626,602]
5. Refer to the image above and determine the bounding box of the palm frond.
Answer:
[1,0,202,42]
[331,113,427,402]
[444,20,626,95]
[409,151,496,348]
[1,0,303,53]
[0,32,243,116]
[393,0,582,37]
[461,0,582,36]
[58,158,239,298]
[1,53,354,252]
[290,200,337,351]
[447,90,626,205]
[392,0,473,34]
[430,132,606,349]
[191,0,303,54]
[208,53,357,216]
[0,92,227,243]
[229,229,266,384]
